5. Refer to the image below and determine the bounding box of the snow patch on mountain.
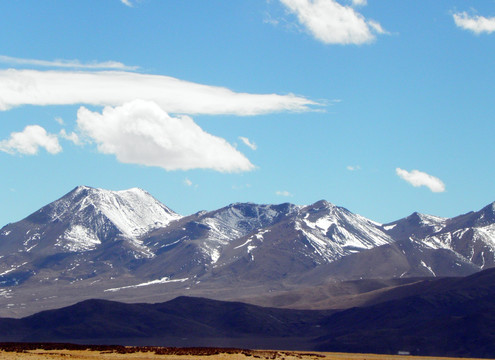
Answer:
[0,262,28,277]
[234,239,252,249]
[473,225,495,250]
[303,215,336,233]
[104,276,189,292]
[59,225,101,252]
[416,213,447,232]
[421,260,436,276]
[383,224,396,231]
[422,233,453,250]
[205,247,221,264]
[0,289,13,298]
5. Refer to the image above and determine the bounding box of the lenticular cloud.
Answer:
[0,69,318,115]
[77,100,255,173]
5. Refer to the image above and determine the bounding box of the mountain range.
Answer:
[0,185,494,317]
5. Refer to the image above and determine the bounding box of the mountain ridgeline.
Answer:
[1,268,495,357]
[0,185,494,317]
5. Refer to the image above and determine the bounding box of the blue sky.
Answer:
[0,0,494,226]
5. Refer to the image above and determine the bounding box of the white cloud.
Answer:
[367,20,387,34]
[346,165,361,171]
[77,99,255,173]
[453,12,495,35]
[59,129,82,145]
[0,55,137,71]
[0,125,62,155]
[276,190,293,197]
[351,0,367,6]
[278,0,386,45]
[0,69,318,115]
[54,117,64,125]
[239,136,257,150]
[121,0,133,6]
[396,168,446,193]
[184,178,199,188]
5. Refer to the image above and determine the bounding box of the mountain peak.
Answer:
[61,186,182,236]
[309,200,336,210]
[71,185,149,197]
[473,201,495,226]
[16,186,182,255]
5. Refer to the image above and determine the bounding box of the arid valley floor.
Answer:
[0,345,486,360]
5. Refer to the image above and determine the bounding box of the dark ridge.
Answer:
[0,268,495,357]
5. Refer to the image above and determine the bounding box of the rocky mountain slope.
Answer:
[383,203,495,269]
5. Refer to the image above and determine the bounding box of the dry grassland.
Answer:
[0,347,486,360]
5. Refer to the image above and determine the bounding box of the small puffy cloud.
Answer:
[0,55,137,71]
[278,0,386,45]
[239,136,257,150]
[184,178,199,189]
[0,125,62,155]
[77,99,255,173]
[396,168,446,193]
[276,190,293,197]
[0,69,319,115]
[351,0,367,6]
[121,0,133,6]
[59,129,82,145]
[346,165,361,171]
[453,12,495,34]
[54,117,64,125]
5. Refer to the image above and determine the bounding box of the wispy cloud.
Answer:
[184,178,193,186]
[276,190,293,197]
[0,55,138,71]
[0,125,62,155]
[453,11,495,35]
[121,0,133,7]
[59,129,82,146]
[278,0,386,45]
[239,136,257,150]
[350,0,367,7]
[0,69,319,115]
[346,165,361,171]
[77,100,255,173]
[396,168,446,193]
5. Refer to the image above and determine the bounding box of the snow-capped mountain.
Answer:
[0,186,182,292]
[178,202,301,264]
[0,186,180,258]
[382,202,495,270]
[294,200,393,260]
[141,200,395,283]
